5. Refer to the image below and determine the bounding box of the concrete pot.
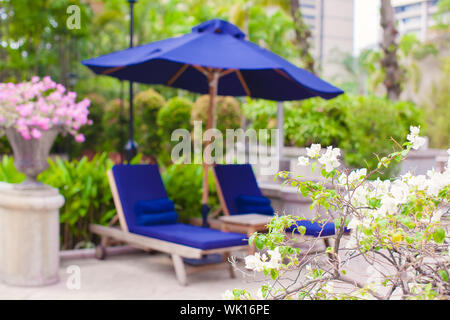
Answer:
[0,127,65,286]
[4,127,60,186]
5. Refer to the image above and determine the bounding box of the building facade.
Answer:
[392,0,440,41]
[299,0,354,77]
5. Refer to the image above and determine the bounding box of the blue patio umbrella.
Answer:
[82,19,344,227]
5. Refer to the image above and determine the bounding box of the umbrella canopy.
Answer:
[82,19,342,100]
[82,19,344,226]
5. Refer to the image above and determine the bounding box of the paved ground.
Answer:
[0,239,403,300]
[1,251,266,300]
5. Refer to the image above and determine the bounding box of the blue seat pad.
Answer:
[214,164,265,215]
[131,223,248,250]
[287,220,337,237]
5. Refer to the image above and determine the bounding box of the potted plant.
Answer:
[0,76,90,185]
[0,76,91,286]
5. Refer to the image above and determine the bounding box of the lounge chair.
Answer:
[89,164,248,286]
[212,164,348,247]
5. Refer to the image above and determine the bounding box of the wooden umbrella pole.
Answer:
[201,70,220,226]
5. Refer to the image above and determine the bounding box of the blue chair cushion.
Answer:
[236,194,271,206]
[130,223,248,250]
[214,164,264,215]
[235,194,274,215]
[134,198,175,215]
[134,198,178,226]
[287,220,337,237]
[136,210,178,226]
[113,165,169,228]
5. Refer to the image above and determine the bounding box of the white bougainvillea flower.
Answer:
[265,247,282,270]
[370,178,391,197]
[376,195,398,217]
[222,290,235,300]
[431,209,445,223]
[245,252,267,272]
[390,180,410,205]
[339,168,367,187]
[351,185,370,208]
[318,146,341,173]
[426,168,450,197]
[407,175,428,191]
[407,125,426,150]
[306,143,321,158]
[297,156,310,166]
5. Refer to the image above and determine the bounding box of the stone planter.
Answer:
[0,126,65,286]
[4,127,61,185]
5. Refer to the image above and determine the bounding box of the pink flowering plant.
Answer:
[0,76,91,142]
[225,127,449,300]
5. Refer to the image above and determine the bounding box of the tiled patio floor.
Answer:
[0,251,265,300]
[0,239,406,300]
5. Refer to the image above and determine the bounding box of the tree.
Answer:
[258,0,316,73]
[380,0,402,100]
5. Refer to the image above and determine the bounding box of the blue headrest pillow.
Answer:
[235,194,274,216]
[134,198,178,226]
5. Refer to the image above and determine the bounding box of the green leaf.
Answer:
[438,270,449,282]
[270,269,278,280]
[255,236,265,250]
[432,228,445,243]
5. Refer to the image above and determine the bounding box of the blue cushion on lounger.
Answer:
[134,198,175,215]
[131,223,248,250]
[136,210,178,226]
[214,164,265,215]
[287,220,337,237]
[112,164,169,229]
[235,194,274,215]
[134,198,178,226]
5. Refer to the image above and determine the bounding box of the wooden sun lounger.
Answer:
[89,170,248,286]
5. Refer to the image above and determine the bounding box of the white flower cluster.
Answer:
[347,156,449,231]
[244,247,282,272]
[298,143,341,173]
[407,126,426,150]
[338,168,367,188]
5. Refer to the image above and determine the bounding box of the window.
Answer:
[395,3,422,13]
[402,16,421,25]
[300,3,316,9]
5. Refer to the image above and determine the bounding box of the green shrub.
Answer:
[161,162,219,222]
[157,97,193,164]
[102,98,128,154]
[285,94,424,177]
[134,88,166,158]
[424,57,450,149]
[38,153,116,250]
[0,155,25,183]
[243,98,278,131]
[192,95,242,131]
[80,93,107,152]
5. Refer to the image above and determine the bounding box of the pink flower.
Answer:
[31,128,42,139]
[20,130,31,140]
[74,133,85,143]
[1,76,91,139]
